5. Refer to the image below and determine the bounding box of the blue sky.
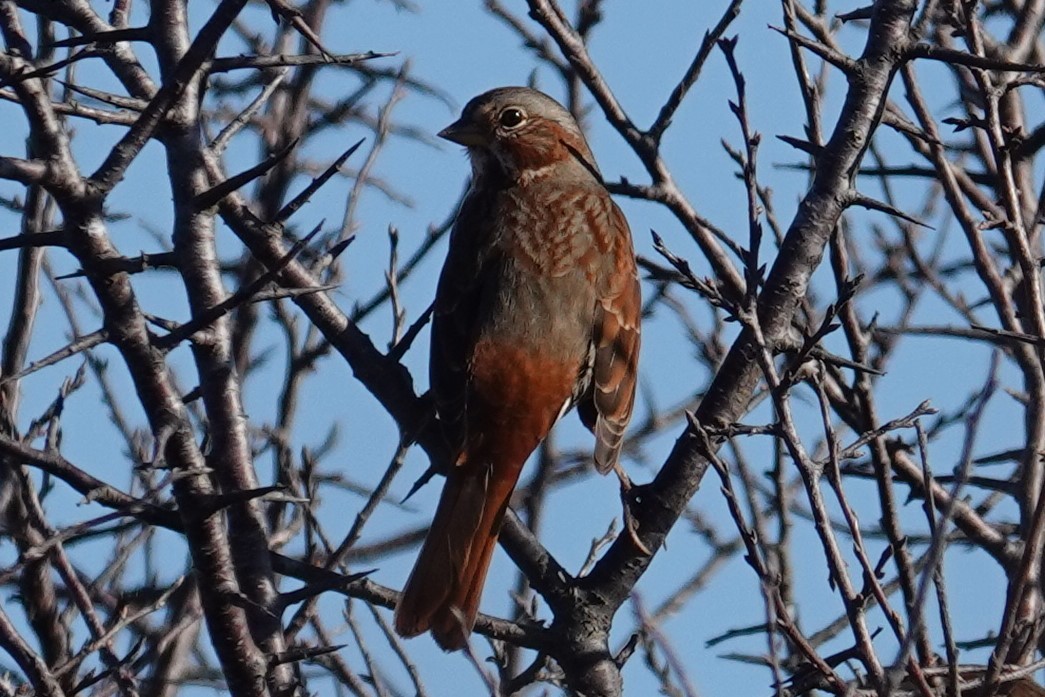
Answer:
[0,1,1028,695]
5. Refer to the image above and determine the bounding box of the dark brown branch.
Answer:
[0,329,107,385]
[0,229,64,251]
[908,43,1045,72]
[88,0,251,194]
[647,0,743,143]
[581,2,920,688]
[207,51,392,74]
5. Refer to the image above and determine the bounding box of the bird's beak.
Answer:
[438,118,485,147]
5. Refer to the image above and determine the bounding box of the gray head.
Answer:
[439,87,599,182]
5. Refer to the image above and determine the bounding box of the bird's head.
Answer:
[439,86,600,184]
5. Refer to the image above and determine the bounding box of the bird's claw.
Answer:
[613,463,651,556]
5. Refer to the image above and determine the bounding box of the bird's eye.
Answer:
[498,108,525,129]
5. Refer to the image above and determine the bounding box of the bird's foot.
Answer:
[613,463,651,556]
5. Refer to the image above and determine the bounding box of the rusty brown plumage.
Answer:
[393,87,641,651]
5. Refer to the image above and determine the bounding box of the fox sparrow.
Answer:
[393,87,641,650]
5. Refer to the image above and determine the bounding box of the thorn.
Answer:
[388,303,434,362]
[807,347,885,376]
[848,192,935,229]
[614,633,641,668]
[194,139,299,211]
[400,464,438,505]
[45,27,149,49]
[326,236,354,261]
[273,138,365,224]
[942,115,987,133]
[776,134,823,157]
[269,644,346,668]
[837,5,875,22]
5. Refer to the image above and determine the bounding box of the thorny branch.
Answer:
[2,0,1045,696]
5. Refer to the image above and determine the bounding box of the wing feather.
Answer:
[586,202,641,474]
[430,188,496,459]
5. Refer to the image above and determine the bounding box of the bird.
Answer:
[393,86,641,651]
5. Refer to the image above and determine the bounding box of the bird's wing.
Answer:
[581,199,641,474]
[429,187,496,459]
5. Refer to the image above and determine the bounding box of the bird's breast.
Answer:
[495,183,615,279]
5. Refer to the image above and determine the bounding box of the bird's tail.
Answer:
[394,458,520,651]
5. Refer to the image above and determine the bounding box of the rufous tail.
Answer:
[394,459,520,650]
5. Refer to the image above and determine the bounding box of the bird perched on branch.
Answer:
[393,87,642,651]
